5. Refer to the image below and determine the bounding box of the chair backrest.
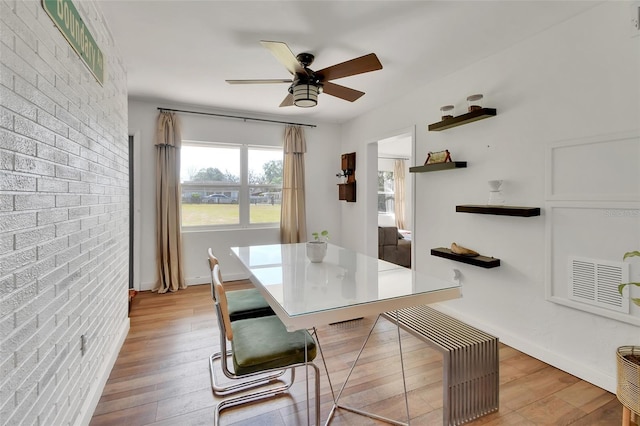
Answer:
[207,248,222,301]
[213,264,233,341]
[207,248,218,270]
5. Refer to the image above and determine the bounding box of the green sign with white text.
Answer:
[42,0,104,85]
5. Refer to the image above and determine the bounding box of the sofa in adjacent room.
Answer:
[378,226,411,268]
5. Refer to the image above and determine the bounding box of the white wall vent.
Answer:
[569,257,630,313]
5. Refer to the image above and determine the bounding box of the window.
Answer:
[180,142,282,228]
[378,170,395,213]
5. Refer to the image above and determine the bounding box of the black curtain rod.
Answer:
[157,107,317,128]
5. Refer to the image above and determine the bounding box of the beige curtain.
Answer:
[154,111,186,293]
[280,126,307,243]
[393,159,406,230]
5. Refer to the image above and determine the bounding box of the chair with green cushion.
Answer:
[211,264,320,425]
[207,248,274,321]
[207,249,281,396]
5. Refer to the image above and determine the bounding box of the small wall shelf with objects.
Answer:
[409,162,467,173]
[456,205,541,217]
[431,247,500,268]
[428,108,497,132]
[337,152,356,202]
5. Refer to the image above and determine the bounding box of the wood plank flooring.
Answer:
[91,283,631,425]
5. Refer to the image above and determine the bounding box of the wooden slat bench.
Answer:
[382,305,499,426]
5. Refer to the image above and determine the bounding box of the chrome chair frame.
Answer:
[207,249,285,395]
[211,264,320,425]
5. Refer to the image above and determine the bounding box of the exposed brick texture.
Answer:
[0,1,129,425]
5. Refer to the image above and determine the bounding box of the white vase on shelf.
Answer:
[487,180,505,205]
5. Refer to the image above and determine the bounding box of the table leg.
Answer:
[324,314,410,426]
[312,328,336,402]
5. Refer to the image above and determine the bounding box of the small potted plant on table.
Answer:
[306,230,329,263]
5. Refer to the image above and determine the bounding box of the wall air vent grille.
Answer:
[569,257,629,314]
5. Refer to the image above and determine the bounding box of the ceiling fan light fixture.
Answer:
[293,82,319,107]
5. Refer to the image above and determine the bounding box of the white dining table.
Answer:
[230,242,461,425]
[230,242,460,331]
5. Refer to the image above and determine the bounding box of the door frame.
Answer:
[365,126,416,262]
[129,131,142,291]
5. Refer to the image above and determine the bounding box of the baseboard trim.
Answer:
[183,272,249,287]
[142,272,250,291]
[75,316,130,426]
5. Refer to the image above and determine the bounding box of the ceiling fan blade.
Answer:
[279,93,294,107]
[322,81,365,102]
[226,79,292,84]
[316,53,382,82]
[260,40,305,75]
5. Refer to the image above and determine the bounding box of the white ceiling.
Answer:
[98,1,599,124]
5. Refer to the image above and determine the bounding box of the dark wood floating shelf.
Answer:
[409,162,467,173]
[456,205,541,217]
[431,247,500,268]
[428,108,497,131]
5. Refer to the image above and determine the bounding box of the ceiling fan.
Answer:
[226,41,383,108]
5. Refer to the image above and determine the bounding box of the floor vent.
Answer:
[569,257,630,313]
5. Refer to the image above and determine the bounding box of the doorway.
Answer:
[377,134,412,231]
[374,131,414,267]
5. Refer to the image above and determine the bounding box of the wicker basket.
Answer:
[617,346,640,415]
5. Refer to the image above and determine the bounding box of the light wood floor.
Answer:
[91,283,630,425]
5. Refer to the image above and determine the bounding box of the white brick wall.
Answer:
[1,1,129,425]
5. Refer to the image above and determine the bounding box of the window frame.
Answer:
[180,141,282,231]
[377,170,395,214]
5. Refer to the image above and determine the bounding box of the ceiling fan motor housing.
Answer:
[296,52,314,67]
